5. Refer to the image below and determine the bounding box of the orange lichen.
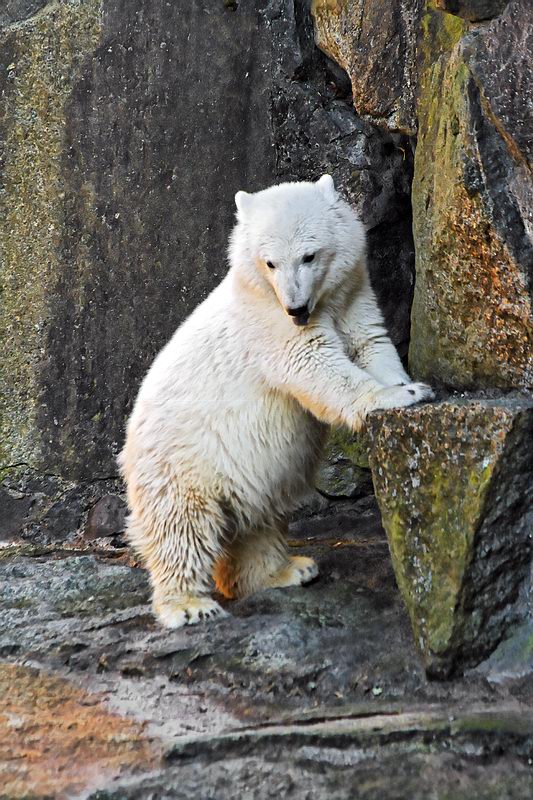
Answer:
[0,664,159,799]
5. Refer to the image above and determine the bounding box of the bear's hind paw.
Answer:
[153,595,228,629]
[270,555,319,589]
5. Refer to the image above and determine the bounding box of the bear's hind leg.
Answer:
[127,490,228,629]
[214,526,318,600]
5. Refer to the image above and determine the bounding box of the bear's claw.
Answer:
[153,595,228,629]
[374,382,435,411]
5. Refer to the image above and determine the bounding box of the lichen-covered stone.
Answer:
[311,0,532,390]
[316,427,372,498]
[367,395,532,677]
[311,0,424,134]
[410,0,533,390]
[0,0,103,468]
[0,1,52,29]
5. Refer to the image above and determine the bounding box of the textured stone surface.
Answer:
[0,0,102,470]
[367,394,533,677]
[0,663,159,799]
[0,468,125,544]
[0,499,532,798]
[312,0,424,134]
[0,0,415,484]
[0,1,52,28]
[435,0,510,21]
[311,0,532,390]
[85,493,126,539]
[410,0,533,389]
[316,427,372,498]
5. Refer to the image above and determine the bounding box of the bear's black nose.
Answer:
[287,304,309,317]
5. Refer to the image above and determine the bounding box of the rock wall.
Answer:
[0,0,414,485]
[313,0,532,391]
[411,0,532,389]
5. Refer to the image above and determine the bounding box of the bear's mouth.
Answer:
[291,311,310,326]
[287,304,311,326]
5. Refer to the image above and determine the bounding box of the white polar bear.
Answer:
[119,176,433,628]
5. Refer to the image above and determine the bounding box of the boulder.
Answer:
[311,0,424,134]
[409,0,533,390]
[84,493,126,540]
[367,394,532,677]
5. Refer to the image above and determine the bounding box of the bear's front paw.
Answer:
[153,595,228,629]
[269,555,319,589]
[373,382,435,411]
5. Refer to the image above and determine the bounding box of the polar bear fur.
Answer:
[119,176,432,628]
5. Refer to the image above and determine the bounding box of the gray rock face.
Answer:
[0,0,414,486]
[316,427,372,498]
[0,471,125,545]
[0,0,51,27]
[434,0,510,21]
[85,493,126,539]
[312,0,424,135]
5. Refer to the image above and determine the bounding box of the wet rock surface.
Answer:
[1,495,532,798]
[368,393,533,678]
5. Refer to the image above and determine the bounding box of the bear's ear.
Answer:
[316,174,336,201]
[235,190,254,217]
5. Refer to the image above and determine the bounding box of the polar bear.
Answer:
[119,176,433,628]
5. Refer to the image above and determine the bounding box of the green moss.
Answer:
[420,3,467,67]
[0,0,102,468]
[0,543,54,560]
[327,426,370,469]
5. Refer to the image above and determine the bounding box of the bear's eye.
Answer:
[266,260,276,269]
[302,253,315,263]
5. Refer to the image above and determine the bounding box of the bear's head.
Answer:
[229,175,365,327]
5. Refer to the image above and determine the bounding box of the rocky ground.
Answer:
[1,493,532,799]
